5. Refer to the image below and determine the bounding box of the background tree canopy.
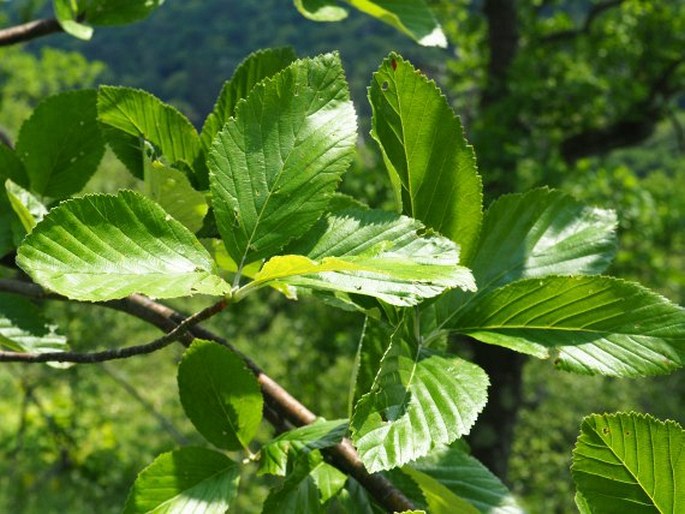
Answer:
[0,1,683,513]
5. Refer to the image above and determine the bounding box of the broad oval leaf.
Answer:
[16,191,230,301]
[261,451,326,514]
[346,0,447,47]
[208,52,357,269]
[451,276,685,377]
[83,0,164,26]
[572,412,685,514]
[351,334,489,473]
[122,447,239,514]
[401,467,480,514]
[259,418,348,476]
[98,86,205,187]
[178,339,263,451]
[411,444,524,514]
[15,90,105,198]
[0,293,67,353]
[370,54,482,262]
[200,47,297,150]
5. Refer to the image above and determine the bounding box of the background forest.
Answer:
[0,1,683,513]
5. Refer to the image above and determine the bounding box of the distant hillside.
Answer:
[28,0,446,124]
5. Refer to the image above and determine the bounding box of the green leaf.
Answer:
[310,461,347,504]
[401,467,480,514]
[178,339,262,451]
[350,318,393,414]
[294,0,349,21]
[450,276,685,377]
[53,0,94,40]
[97,86,205,188]
[122,447,239,514]
[81,0,164,26]
[5,180,47,235]
[345,0,446,47]
[411,444,524,513]
[0,293,67,353]
[0,143,29,189]
[572,413,685,514]
[15,90,104,198]
[351,333,489,473]
[208,53,357,269]
[144,159,208,233]
[16,191,230,301]
[100,126,146,179]
[200,47,297,151]
[430,188,618,331]
[259,419,348,476]
[0,188,18,258]
[261,451,326,514]
[272,208,475,306]
[369,54,482,261]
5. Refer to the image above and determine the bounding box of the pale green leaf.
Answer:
[15,90,104,198]
[122,447,239,514]
[5,180,47,235]
[0,143,29,189]
[97,86,205,188]
[200,47,297,151]
[310,458,347,503]
[16,191,231,301]
[0,293,67,353]
[144,159,208,233]
[402,467,480,514]
[450,276,685,377]
[369,54,482,261]
[411,444,524,513]
[294,0,349,21]
[351,333,489,472]
[53,0,94,40]
[208,53,357,269]
[178,340,262,451]
[345,0,446,47]
[572,412,685,514]
[259,419,347,476]
[274,208,475,306]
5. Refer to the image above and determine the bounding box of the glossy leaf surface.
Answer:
[209,53,356,268]
[370,54,482,261]
[572,413,685,514]
[451,276,685,376]
[17,191,230,301]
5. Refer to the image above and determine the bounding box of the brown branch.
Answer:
[0,278,417,512]
[541,0,625,43]
[0,295,227,363]
[0,18,63,47]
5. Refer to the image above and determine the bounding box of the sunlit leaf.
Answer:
[572,412,685,514]
[5,180,47,235]
[16,191,230,301]
[294,0,349,21]
[370,54,482,261]
[402,467,480,514]
[122,447,239,514]
[450,276,685,377]
[209,53,356,269]
[351,332,488,472]
[261,451,325,514]
[345,0,446,47]
[178,340,262,450]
